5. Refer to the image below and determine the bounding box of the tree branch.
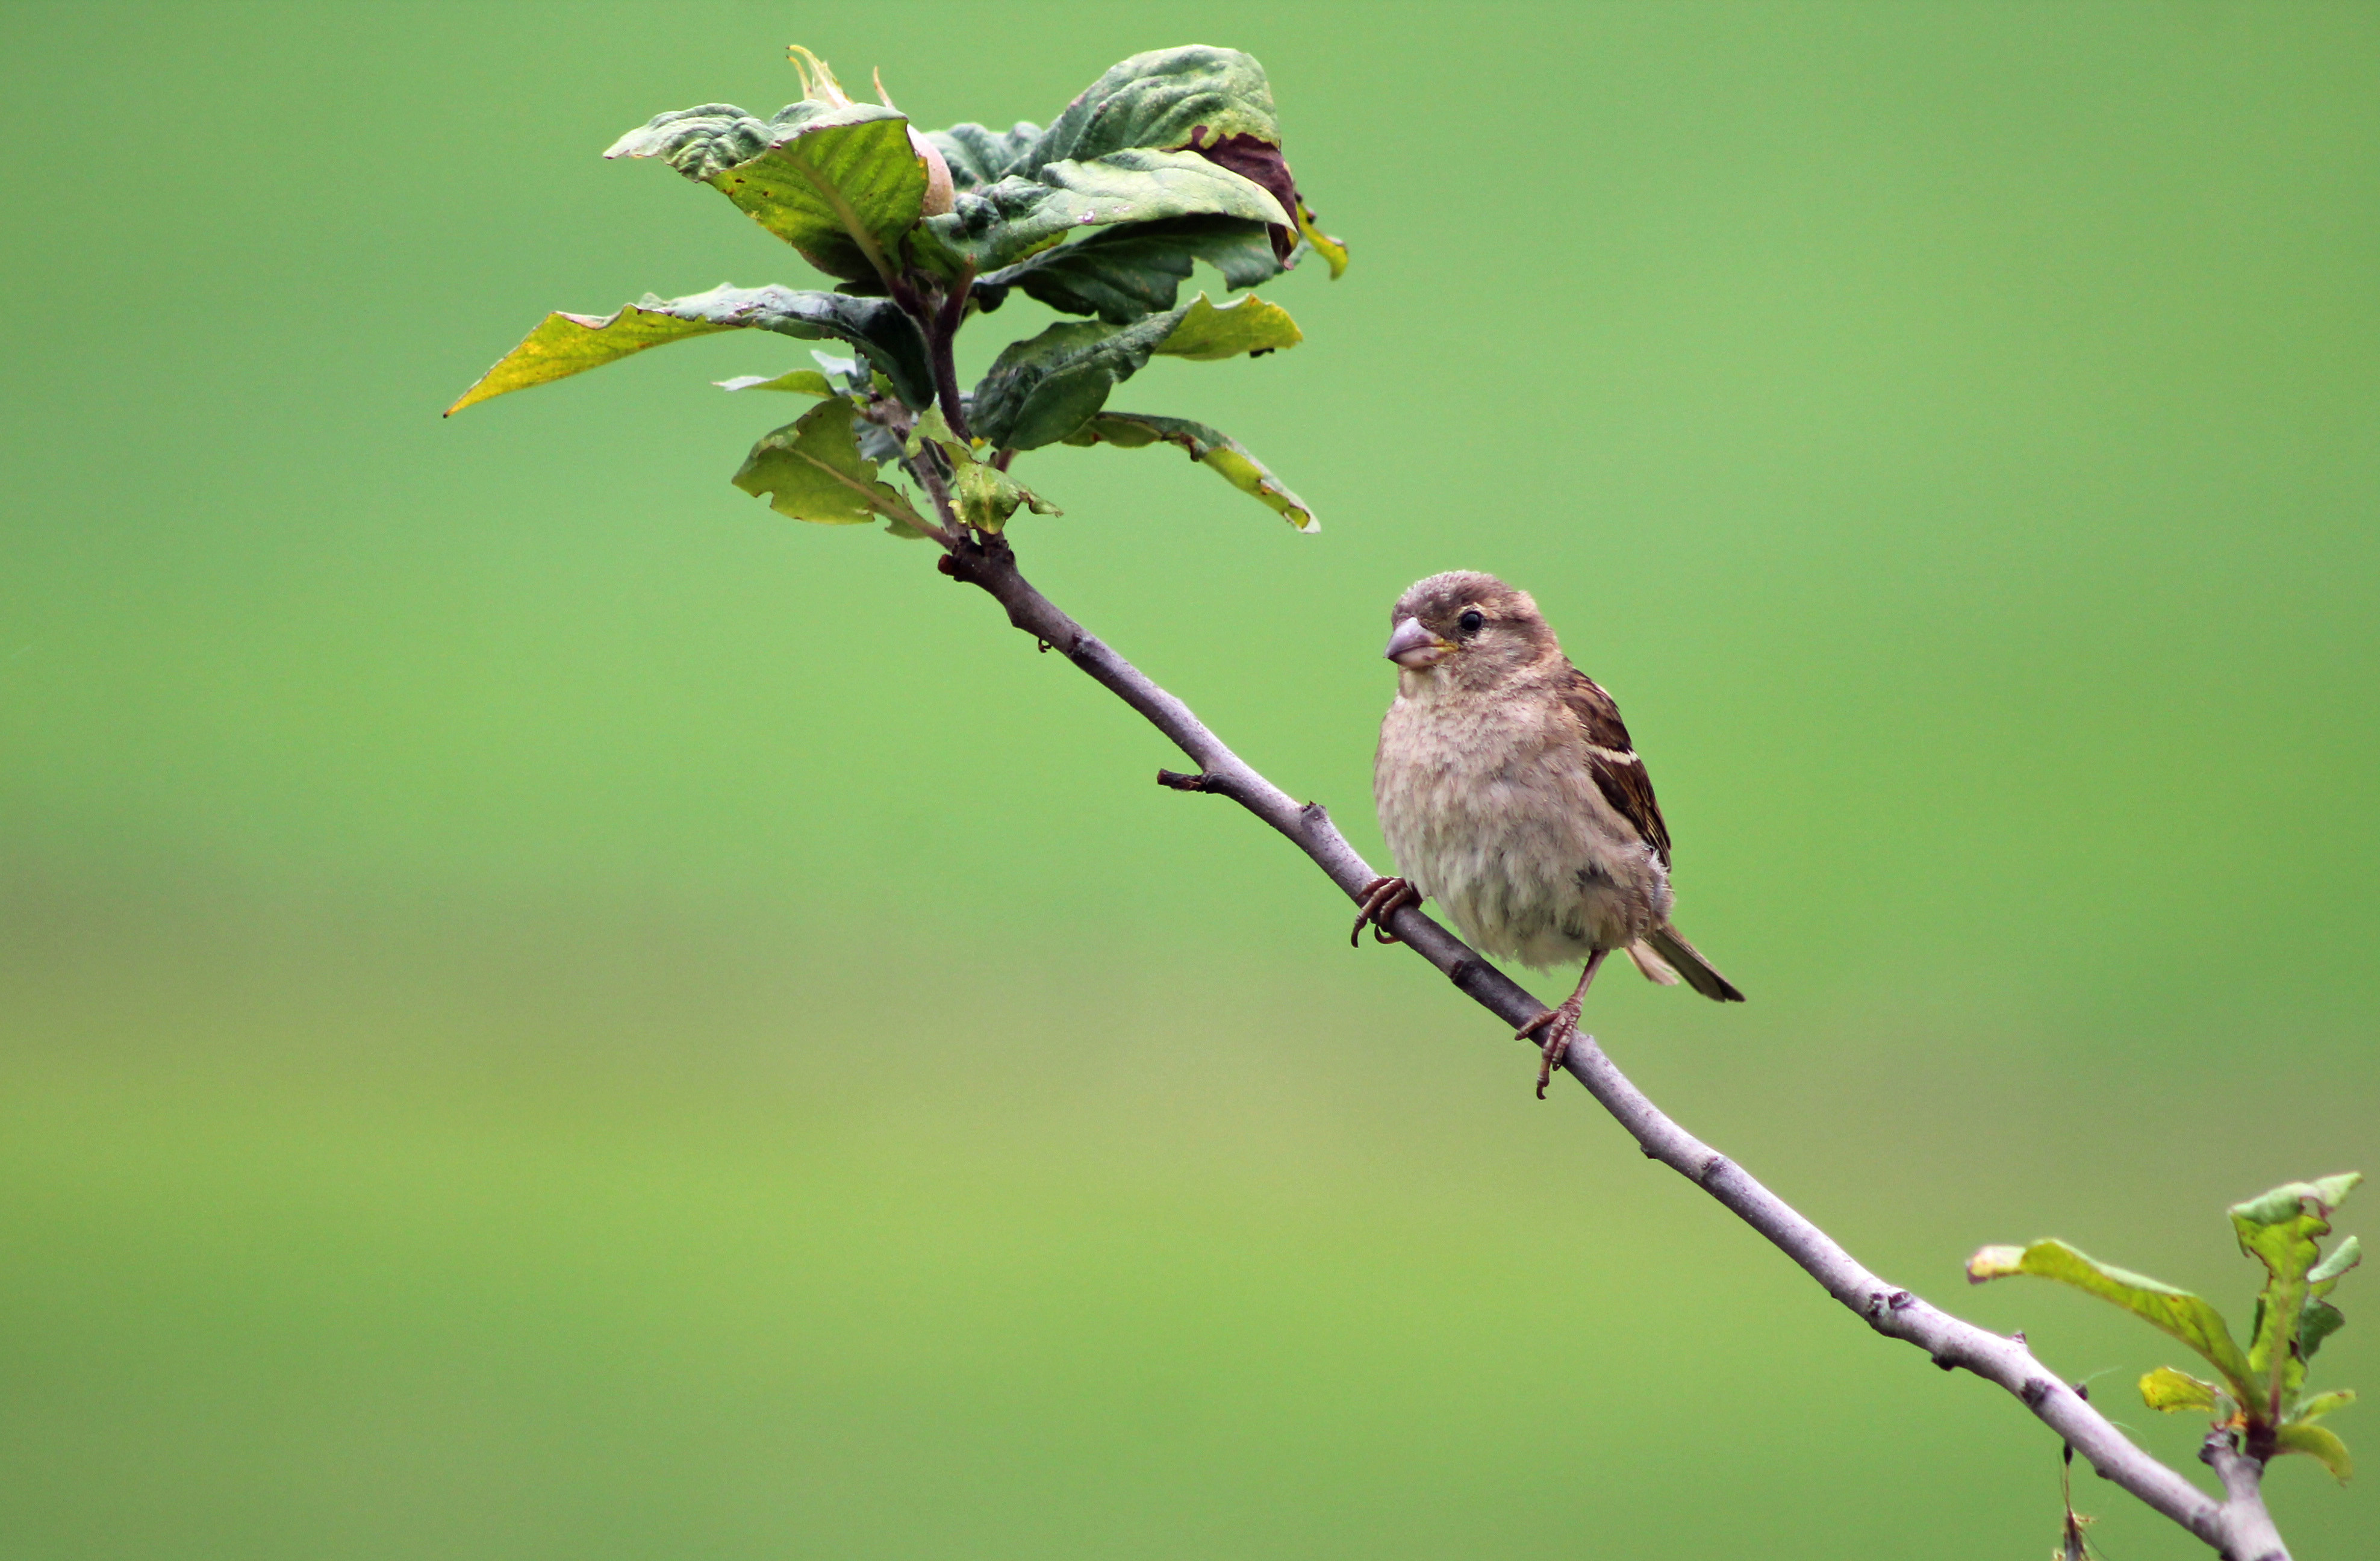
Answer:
[932,531,2293,1561]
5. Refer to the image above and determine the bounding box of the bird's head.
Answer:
[1385,571,1558,693]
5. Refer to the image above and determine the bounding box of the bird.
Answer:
[1355,570,1743,1095]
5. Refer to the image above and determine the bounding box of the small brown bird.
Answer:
[1355,571,1743,1095]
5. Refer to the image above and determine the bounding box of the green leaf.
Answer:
[715,370,837,396]
[608,102,926,285]
[446,285,934,416]
[731,397,927,529]
[969,293,1299,451]
[900,405,1059,535]
[2304,1297,2347,1362]
[2272,1420,2354,1482]
[925,121,1042,190]
[949,460,1059,534]
[2295,1389,2356,1422]
[2140,1366,2222,1415]
[1967,1239,2255,1400]
[2232,1175,2360,1414]
[918,149,1290,274]
[1025,46,1285,167]
[976,216,1282,323]
[2311,1233,2362,1291]
[1062,412,1315,532]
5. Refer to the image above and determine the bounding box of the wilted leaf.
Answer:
[731,397,926,529]
[2233,1175,2360,1413]
[2295,1389,2357,1422]
[918,149,1289,274]
[446,285,933,416]
[1062,411,1315,531]
[715,369,837,396]
[970,293,1300,451]
[2140,1366,2222,1415]
[2273,1420,2354,1482]
[1967,1239,2254,1400]
[976,216,1282,323]
[608,103,926,284]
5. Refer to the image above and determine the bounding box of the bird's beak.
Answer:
[1385,616,1453,669]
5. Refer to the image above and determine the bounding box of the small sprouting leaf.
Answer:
[976,216,1282,323]
[1967,1239,2255,1401]
[715,369,837,396]
[2232,1175,2360,1413]
[731,397,927,529]
[2272,1420,2354,1482]
[950,460,1059,534]
[969,293,1301,451]
[1063,412,1315,531]
[2311,1233,2363,1290]
[2295,1389,2356,1423]
[1294,196,1350,280]
[607,102,927,285]
[2140,1366,2222,1415]
[446,285,933,416]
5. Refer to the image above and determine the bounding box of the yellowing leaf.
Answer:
[2273,1420,2354,1482]
[1967,1238,2254,1401]
[2140,1366,2222,1415]
[731,398,926,529]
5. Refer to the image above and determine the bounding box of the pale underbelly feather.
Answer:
[1377,693,1672,969]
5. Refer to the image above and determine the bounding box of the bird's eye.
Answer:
[1457,609,1484,634]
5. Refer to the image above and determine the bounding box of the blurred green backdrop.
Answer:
[2,4,2374,1557]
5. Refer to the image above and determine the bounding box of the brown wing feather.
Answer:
[1560,668,1672,867]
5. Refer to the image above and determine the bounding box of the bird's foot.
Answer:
[1516,997,1583,1100]
[1349,876,1420,947]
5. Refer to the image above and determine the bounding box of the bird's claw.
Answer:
[1350,876,1420,947]
[1516,1000,1582,1100]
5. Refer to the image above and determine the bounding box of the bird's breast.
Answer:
[1374,689,1671,967]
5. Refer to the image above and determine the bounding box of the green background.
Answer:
[4,3,2373,1556]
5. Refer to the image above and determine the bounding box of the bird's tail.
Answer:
[1636,924,1745,1003]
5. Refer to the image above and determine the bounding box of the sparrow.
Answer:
[1356,571,1743,1095]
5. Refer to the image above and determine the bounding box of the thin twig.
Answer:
[929,531,2291,1561]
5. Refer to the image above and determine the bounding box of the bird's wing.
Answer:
[1560,668,1672,868]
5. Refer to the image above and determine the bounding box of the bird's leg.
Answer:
[1515,949,1609,1099]
[1349,876,1421,947]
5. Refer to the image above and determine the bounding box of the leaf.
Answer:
[2272,1420,2354,1482]
[1294,196,1350,280]
[715,369,836,396]
[918,149,1289,274]
[1967,1240,2255,1400]
[608,102,926,285]
[976,216,1283,323]
[2140,1366,2222,1415]
[968,293,1301,451]
[2311,1233,2363,1291]
[2232,1175,2360,1413]
[2294,1389,2356,1422]
[731,397,926,529]
[446,284,933,416]
[1026,46,1284,167]
[2304,1298,2348,1362]
[924,121,1042,190]
[1154,291,1303,360]
[1062,412,1315,531]
[949,460,1059,534]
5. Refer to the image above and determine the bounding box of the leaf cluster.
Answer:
[1969,1174,2363,1481]
[447,43,1345,537]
